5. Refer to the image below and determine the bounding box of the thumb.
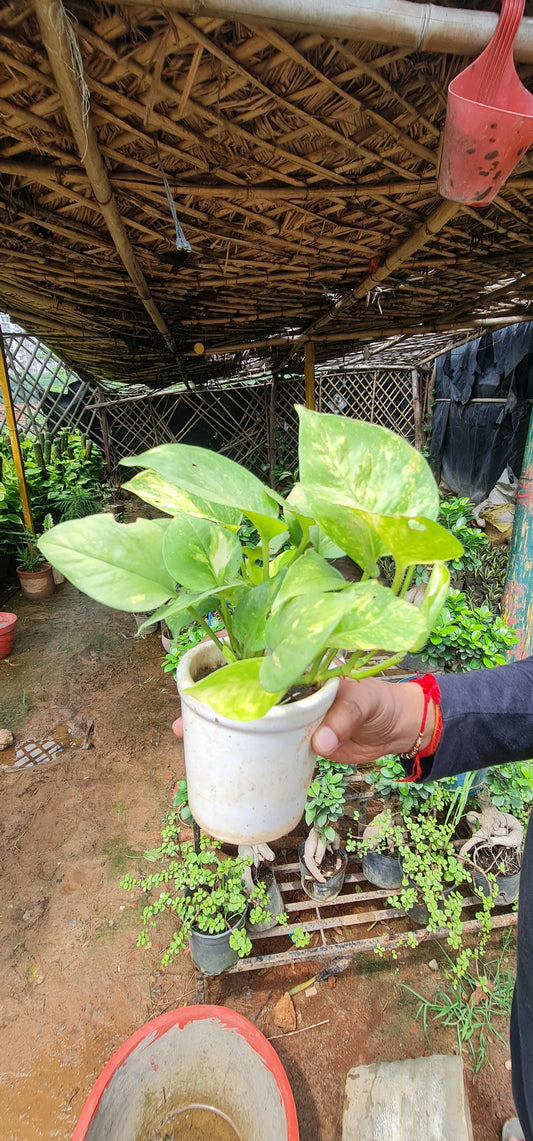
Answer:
[311,678,364,757]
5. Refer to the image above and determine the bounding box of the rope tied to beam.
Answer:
[152,133,191,256]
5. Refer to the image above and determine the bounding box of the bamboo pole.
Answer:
[304,342,316,411]
[0,326,35,536]
[110,0,533,63]
[33,0,176,355]
[411,368,424,451]
[502,407,533,660]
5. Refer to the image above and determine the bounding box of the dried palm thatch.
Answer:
[1,0,533,392]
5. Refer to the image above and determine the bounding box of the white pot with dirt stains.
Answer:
[176,641,339,845]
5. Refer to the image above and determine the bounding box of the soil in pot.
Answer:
[298,842,347,902]
[471,843,521,906]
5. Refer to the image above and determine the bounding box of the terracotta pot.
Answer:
[0,612,17,658]
[16,562,55,600]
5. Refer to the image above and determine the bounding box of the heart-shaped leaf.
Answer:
[325,581,427,652]
[371,515,463,570]
[298,406,439,520]
[38,515,175,611]
[162,514,242,591]
[261,591,350,692]
[123,469,241,529]
[121,443,285,539]
[184,658,284,719]
[231,576,284,656]
[272,549,347,612]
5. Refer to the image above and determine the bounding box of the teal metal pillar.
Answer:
[502,407,533,660]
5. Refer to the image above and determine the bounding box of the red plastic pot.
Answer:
[72,1005,299,1141]
[0,612,17,659]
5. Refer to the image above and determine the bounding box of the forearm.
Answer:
[415,657,533,781]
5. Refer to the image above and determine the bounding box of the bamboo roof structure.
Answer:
[1,0,533,392]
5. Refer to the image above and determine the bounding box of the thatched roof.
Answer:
[1,0,533,392]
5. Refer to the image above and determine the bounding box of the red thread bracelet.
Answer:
[398,673,441,781]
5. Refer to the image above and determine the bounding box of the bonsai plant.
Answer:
[300,757,351,900]
[458,788,524,906]
[38,407,462,843]
[121,811,309,974]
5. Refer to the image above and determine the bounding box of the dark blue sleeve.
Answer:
[413,657,533,780]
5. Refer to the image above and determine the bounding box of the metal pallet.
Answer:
[226,854,517,972]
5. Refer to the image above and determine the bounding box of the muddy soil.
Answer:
[0,583,517,1140]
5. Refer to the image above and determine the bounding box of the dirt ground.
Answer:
[0,582,518,1140]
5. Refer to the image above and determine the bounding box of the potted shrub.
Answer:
[121,812,309,974]
[16,544,55,600]
[299,758,351,901]
[38,407,462,844]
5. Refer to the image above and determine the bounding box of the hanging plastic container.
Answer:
[72,1005,299,1141]
[439,0,533,205]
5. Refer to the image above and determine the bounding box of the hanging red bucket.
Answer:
[72,1005,299,1141]
[439,0,533,205]
[0,612,17,659]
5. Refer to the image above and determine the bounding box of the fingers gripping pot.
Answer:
[176,640,339,845]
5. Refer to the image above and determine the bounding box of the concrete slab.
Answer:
[342,1055,474,1141]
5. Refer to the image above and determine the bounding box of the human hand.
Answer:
[311,676,432,767]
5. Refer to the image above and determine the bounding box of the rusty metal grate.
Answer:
[227,854,517,973]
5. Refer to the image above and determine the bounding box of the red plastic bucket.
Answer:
[0,612,17,659]
[72,1005,299,1140]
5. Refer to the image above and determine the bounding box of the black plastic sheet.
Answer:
[429,323,533,503]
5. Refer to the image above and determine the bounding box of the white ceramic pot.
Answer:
[176,641,339,845]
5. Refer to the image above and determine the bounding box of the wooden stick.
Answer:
[0,326,34,536]
[267,1019,329,1040]
[33,0,176,355]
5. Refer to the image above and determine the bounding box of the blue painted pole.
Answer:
[502,406,533,660]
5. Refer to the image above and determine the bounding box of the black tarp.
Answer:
[429,322,533,503]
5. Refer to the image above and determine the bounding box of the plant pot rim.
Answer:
[0,612,17,631]
[71,1005,299,1141]
[177,639,339,729]
[16,561,52,575]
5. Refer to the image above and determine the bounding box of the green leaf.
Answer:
[308,524,345,560]
[162,514,242,591]
[231,575,284,655]
[272,548,347,612]
[123,469,241,529]
[38,515,176,611]
[409,563,450,652]
[325,581,427,652]
[261,591,350,692]
[298,406,439,519]
[374,515,463,569]
[184,658,284,719]
[121,443,285,540]
[301,493,385,575]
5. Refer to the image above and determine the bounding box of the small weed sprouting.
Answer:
[399,931,516,1075]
